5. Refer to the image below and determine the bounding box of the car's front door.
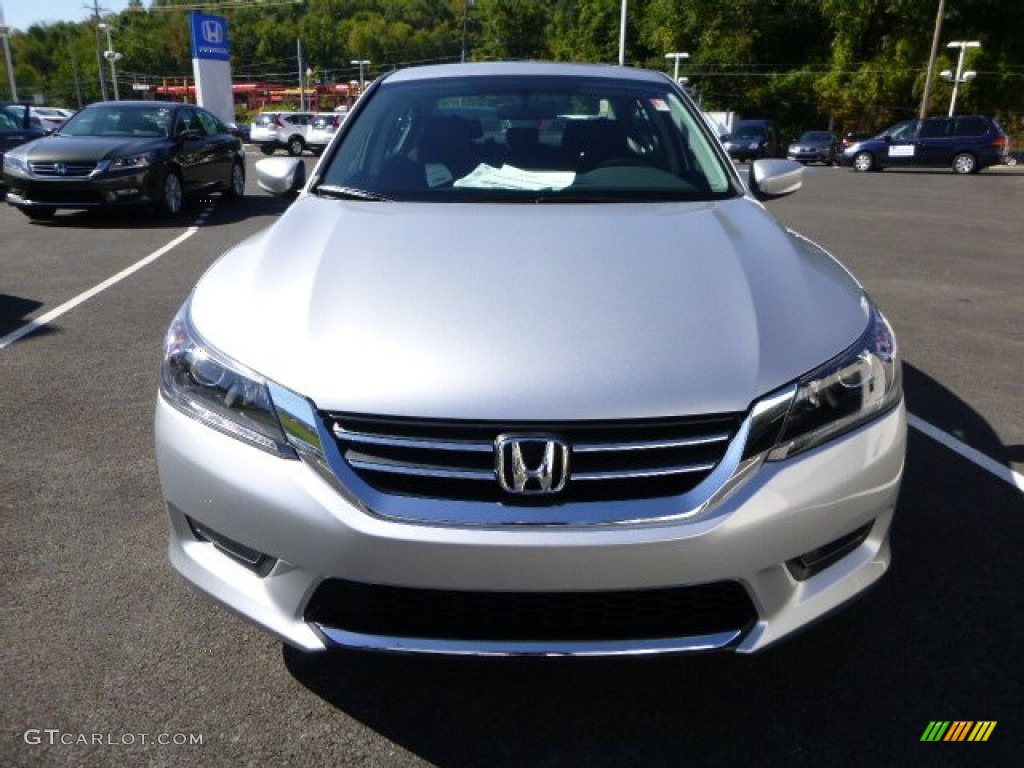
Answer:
[173,108,215,190]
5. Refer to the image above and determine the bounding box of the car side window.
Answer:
[954,117,987,137]
[196,110,222,137]
[887,120,919,140]
[176,109,202,136]
[918,119,948,138]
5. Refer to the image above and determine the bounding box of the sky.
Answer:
[2,1,138,32]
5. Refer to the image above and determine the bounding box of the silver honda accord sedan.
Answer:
[155,62,905,655]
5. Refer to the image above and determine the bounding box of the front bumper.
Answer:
[4,167,160,209]
[155,395,906,655]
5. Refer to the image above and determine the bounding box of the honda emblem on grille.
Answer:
[54,163,67,176]
[495,435,570,494]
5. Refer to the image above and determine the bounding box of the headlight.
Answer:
[108,152,154,171]
[748,142,761,150]
[160,300,296,458]
[3,153,29,175]
[767,303,902,460]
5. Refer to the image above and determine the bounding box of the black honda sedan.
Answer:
[2,101,245,221]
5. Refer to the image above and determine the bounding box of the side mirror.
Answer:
[178,128,203,141]
[748,158,803,200]
[255,157,306,197]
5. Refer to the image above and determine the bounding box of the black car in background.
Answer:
[842,115,1010,174]
[1,104,48,190]
[2,101,245,221]
[787,130,839,165]
[723,119,784,162]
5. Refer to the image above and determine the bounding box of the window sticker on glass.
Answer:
[650,99,670,112]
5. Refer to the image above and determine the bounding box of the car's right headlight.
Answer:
[767,302,902,461]
[3,153,29,176]
[160,299,296,458]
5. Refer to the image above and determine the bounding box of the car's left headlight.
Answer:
[108,152,154,171]
[160,300,296,458]
[767,302,902,460]
[749,142,761,150]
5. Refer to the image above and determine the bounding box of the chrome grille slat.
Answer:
[347,458,495,481]
[573,463,717,481]
[326,413,742,505]
[574,433,730,453]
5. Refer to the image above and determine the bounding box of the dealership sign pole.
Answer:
[189,12,234,125]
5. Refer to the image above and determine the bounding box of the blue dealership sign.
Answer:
[190,12,230,61]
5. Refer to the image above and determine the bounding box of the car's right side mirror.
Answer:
[255,157,306,197]
[748,158,803,200]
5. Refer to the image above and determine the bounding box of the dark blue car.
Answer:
[842,115,1009,174]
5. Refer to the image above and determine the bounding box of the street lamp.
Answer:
[98,22,122,101]
[351,59,370,92]
[665,52,689,83]
[941,40,980,117]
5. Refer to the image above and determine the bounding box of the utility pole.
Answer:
[296,38,303,111]
[0,1,18,101]
[618,0,627,66]
[919,0,946,119]
[90,0,108,100]
[67,29,84,108]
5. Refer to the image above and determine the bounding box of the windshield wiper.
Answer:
[314,184,392,202]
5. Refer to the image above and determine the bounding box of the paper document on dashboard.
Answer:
[454,164,575,191]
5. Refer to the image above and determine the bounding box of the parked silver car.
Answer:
[156,62,905,656]
[305,112,344,154]
[249,111,314,156]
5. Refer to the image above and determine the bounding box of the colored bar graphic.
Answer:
[944,721,973,741]
[968,722,997,742]
[921,721,996,742]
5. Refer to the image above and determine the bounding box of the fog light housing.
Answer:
[187,516,276,576]
[786,522,873,581]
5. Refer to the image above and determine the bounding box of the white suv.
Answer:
[250,111,314,156]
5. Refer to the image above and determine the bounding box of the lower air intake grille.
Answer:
[305,579,756,642]
[325,413,742,504]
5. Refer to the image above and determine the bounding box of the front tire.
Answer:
[287,136,305,156]
[952,152,977,175]
[21,206,56,221]
[157,169,183,217]
[224,162,245,201]
[853,151,875,172]
[260,145,275,156]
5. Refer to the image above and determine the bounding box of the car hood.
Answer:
[13,135,166,163]
[190,196,869,420]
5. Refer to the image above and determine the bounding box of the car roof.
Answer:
[382,61,672,85]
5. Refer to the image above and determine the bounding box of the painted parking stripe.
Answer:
[908,414,1024,493]
[0,207,212,351]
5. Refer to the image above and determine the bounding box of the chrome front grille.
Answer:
[326,413,742,505]
[29,161,96,178]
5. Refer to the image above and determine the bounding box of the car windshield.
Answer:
[732,125,766,139]
[318,73,737,203]
[58,105,172,138]
[799,132,833,142]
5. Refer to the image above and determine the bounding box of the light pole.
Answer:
[941,40,980,117]
[0,22,17,102]
[351,59,370,92]
[98,22,122,101]
[460,0,474,63]
[618,0,627,66]
[665,52,689,83]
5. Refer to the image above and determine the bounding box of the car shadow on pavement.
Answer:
[281,359,1021,766]
[903,362,1024,468]
[0,294,56,339]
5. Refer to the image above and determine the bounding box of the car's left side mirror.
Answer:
[748,158,804,200]
[178,128,203,141]
[255,157,306,197]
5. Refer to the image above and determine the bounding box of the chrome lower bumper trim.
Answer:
[314,626,744,656]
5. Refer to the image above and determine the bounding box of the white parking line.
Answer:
[0,208,212,351]
[908,414,1024,493]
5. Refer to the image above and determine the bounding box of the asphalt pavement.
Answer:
[2,158,1022,767]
